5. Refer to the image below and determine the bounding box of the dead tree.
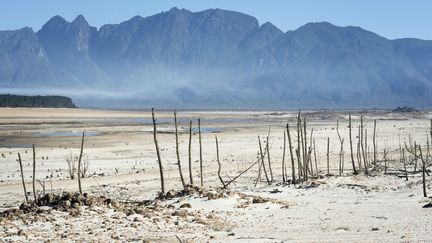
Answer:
[255,151,263,187]
[152,108,165,194]
[198,119,203,186]
[174,112,186,189]
[215,135,226,188]
[266,136,274,183]
[258,136,271,185]
[348,114,357,174]
[373,120,377,166]
[77,132,85,194]
[303,117,308,180]
[32,144,36,201]
[188,120,193,185]
[402,148,408,181]
[414,141,418,173]
[286,123,296,183]
[308,128,314,176]
[365,129,368,167]
[282,131,287,182]
[327,137,330,175]
[17,153,28,201]
[419,146,427,197]
[360,115,368,174]
[313,138,318,177]
[336,120,344,175]
[296,113,303,178]
[225,152,265,188]
[357,125,362,171]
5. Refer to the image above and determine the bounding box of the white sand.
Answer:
[0,108,431,242]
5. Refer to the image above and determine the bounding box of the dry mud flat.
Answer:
[0,108,432,242]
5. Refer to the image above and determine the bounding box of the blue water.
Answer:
[33,132,99,137]
[191,127,221,133]
[132,117,253,125]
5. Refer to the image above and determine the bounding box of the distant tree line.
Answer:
[0,94,76,108]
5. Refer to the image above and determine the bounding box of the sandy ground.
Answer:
[0,108,431,242]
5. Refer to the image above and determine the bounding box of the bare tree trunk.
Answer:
[255,151,263,187]
[174,112,186,189]
[225,154,261,188]
[336,120,343,175]
[152,108,165,194]
[258,136,271,185]
[215,135,226,188]
[357,125,362,171]
[402,148,408,181]
[365,129,368,168]
[427,136,430,167]
[188,120,193,185]
[303,117,308,180]
[266,136,274,183]
[414,141,418,173]
[313,138,318,177]
[327,137,330,175]
[419,146,427,197]
[287,123,296,184]
[282,131,286,182]
[77,132,85,194]
[360,115,368,175]
[349,114,357,174]
[373,120,377,166]
[296,113,303,178]
[198,119,203,187]
[32,144,36,201]
[18,153,28,202]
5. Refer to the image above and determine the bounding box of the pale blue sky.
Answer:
[1,0,431,40]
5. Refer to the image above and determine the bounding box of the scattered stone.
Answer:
[180,203,192,209]
[166,190,178,198]
[17,229,29,237]
[423,201,432,208]
[172,210,188,217]
[270,188,282,193]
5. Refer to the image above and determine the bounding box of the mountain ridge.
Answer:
[0,8,431,108]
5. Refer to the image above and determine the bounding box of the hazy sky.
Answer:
[2,0,431,40]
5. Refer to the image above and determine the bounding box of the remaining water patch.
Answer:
[33,132,99,137]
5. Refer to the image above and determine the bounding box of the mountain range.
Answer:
[1,7,431,108]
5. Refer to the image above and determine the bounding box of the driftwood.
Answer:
[152,108,165,194]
